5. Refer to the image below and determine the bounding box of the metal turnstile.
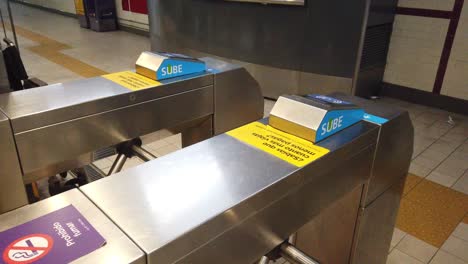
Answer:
[0,54,264,214]
[0,189,145,263]
[0,94,413,263]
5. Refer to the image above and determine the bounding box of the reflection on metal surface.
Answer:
[258,256,270,264]
[0,56,263,191]
[107,154,127,176]
[1,94,411,262]
[295,185,363,264]
[329,93,414,264]
[0,112,28,213]
[82,119,379,263]
[131,145,157,162]
[280,242,320,264]
[288,233,297,245]
[148,0,369,98]
[225,0,305,5]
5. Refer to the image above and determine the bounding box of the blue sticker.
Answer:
[156,59,206,80]
[315,109,365,142]
[363,113,388,125]
[306,94,353,105]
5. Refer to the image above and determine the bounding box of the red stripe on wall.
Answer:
[433,0,464,94]
[121,0,148,14]
[396,7,452,19]
[122,0,130,11]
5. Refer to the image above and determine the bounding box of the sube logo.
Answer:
[320,116,343,136]
[161,64,183,76]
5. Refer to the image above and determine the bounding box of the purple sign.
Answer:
[0,205,106,264]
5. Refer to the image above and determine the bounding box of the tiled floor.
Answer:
[5,3,468,263]
[381,98,468,264]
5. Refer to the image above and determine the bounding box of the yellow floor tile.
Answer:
[406,179,468,216]
[397,198,462,247]
[396,178,468,247]
[403,174,423,196]
[9,24,107,78]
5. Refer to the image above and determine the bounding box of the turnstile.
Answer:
[0,53,264,214]
[0,189,145,264]
[0,94,413,263]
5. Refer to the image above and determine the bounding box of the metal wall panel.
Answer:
[149,0,366,78]
[301,0,368,78]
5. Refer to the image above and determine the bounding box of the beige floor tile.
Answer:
[424,125,452,140]
[416,113,439,126]
[442,236,468,262]
[391,228,408,249]
[419,148,450,164]
[432,120,456,130]
[154,144,180,157]
[453,171,468,195]
[433,160,467,181]
[429,250,468,264]
[145,140,171,152]
[121,157,144,171]
[426,171,461,188]
[442,129,468,144]
[413,156,442,171]
[453,223,468,242]
[164,134,182,145]
[387,249,424,264]
[409,162,433,177]
[396,234,438,263]
[429,138,462,156]
[141,131,162,143]
[93,158,113,171]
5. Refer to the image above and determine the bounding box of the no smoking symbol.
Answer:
[3,234,54,264]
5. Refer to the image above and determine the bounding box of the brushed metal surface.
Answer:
[202,57,264,134]
[0,74,212,133]
[0,112,28,213]
[280,243,319,264]
[0,189,145,264]
[270,95,327,132]
[329,93,414,205]
[351,178,405,264]
[16,86,214,182]
[296,185,364,264]
[329,93,412,263]
[0,57,262,182]
[148,0,371,98]
[135,51,166,80]
[82,120,379,263]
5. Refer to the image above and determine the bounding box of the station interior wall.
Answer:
[11,0,468,101]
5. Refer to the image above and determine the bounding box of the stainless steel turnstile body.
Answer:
[0,57,264,214]
[81,119,379,263]
[331,94,413,264]
[0,189,145,264]
[0,95,413,263]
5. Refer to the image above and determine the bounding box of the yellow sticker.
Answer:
[227,122,330,167]
[102,71,161,91]
[74,0,85,15]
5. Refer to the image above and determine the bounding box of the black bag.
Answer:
[3,41,28,91]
